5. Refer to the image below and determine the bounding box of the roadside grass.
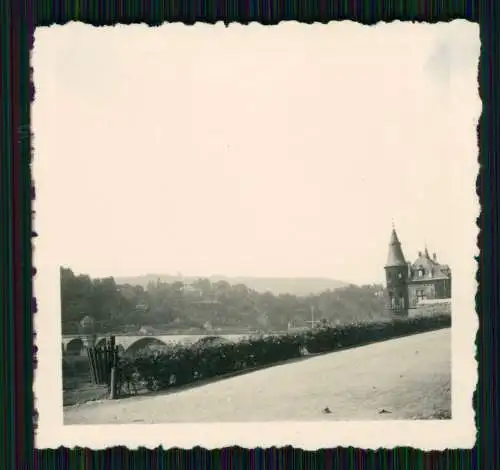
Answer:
[63,379,108,406]
[62,356,108,406]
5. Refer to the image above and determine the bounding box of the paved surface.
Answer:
[64,328,451,424]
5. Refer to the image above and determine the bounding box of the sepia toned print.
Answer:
[33,20,479,449]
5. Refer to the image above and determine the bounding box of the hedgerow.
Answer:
[118,313,451,394]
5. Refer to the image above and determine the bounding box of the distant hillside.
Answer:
[114,274,350,296]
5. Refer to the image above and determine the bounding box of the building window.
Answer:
[418,269,424,277]
[416,289,425,302]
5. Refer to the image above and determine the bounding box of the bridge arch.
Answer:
[125,337,168,355]
[66,338,84,355]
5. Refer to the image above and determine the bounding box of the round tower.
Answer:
[384,226,409,316]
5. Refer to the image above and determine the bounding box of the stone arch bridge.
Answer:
[62,333,261,356]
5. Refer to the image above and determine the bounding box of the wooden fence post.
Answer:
[109,336,117,399]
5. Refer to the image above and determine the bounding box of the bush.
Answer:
[119,313,451,394]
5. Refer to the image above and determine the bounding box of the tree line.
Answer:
[60,267,388,334]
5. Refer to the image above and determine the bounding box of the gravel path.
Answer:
[64,328,451,424]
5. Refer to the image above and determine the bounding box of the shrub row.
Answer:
[118,313,451,393]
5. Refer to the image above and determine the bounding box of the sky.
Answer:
[32,21,480,285]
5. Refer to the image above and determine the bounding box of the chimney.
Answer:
[433,253,437,262]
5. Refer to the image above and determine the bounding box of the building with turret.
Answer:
[384,226,452,316]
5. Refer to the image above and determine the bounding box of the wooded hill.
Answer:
[114,274,349,296]
[61,267,386,334]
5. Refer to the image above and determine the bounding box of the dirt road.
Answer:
[64,328,451,424]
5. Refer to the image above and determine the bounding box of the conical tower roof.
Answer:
[385,227,407,267]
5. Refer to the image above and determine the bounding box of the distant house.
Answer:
[182,283,202,296]
[138,325,155,336]
[191,299,221,306]
[406,250,452,307]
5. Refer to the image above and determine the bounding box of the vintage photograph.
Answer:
[33,21,479,448]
